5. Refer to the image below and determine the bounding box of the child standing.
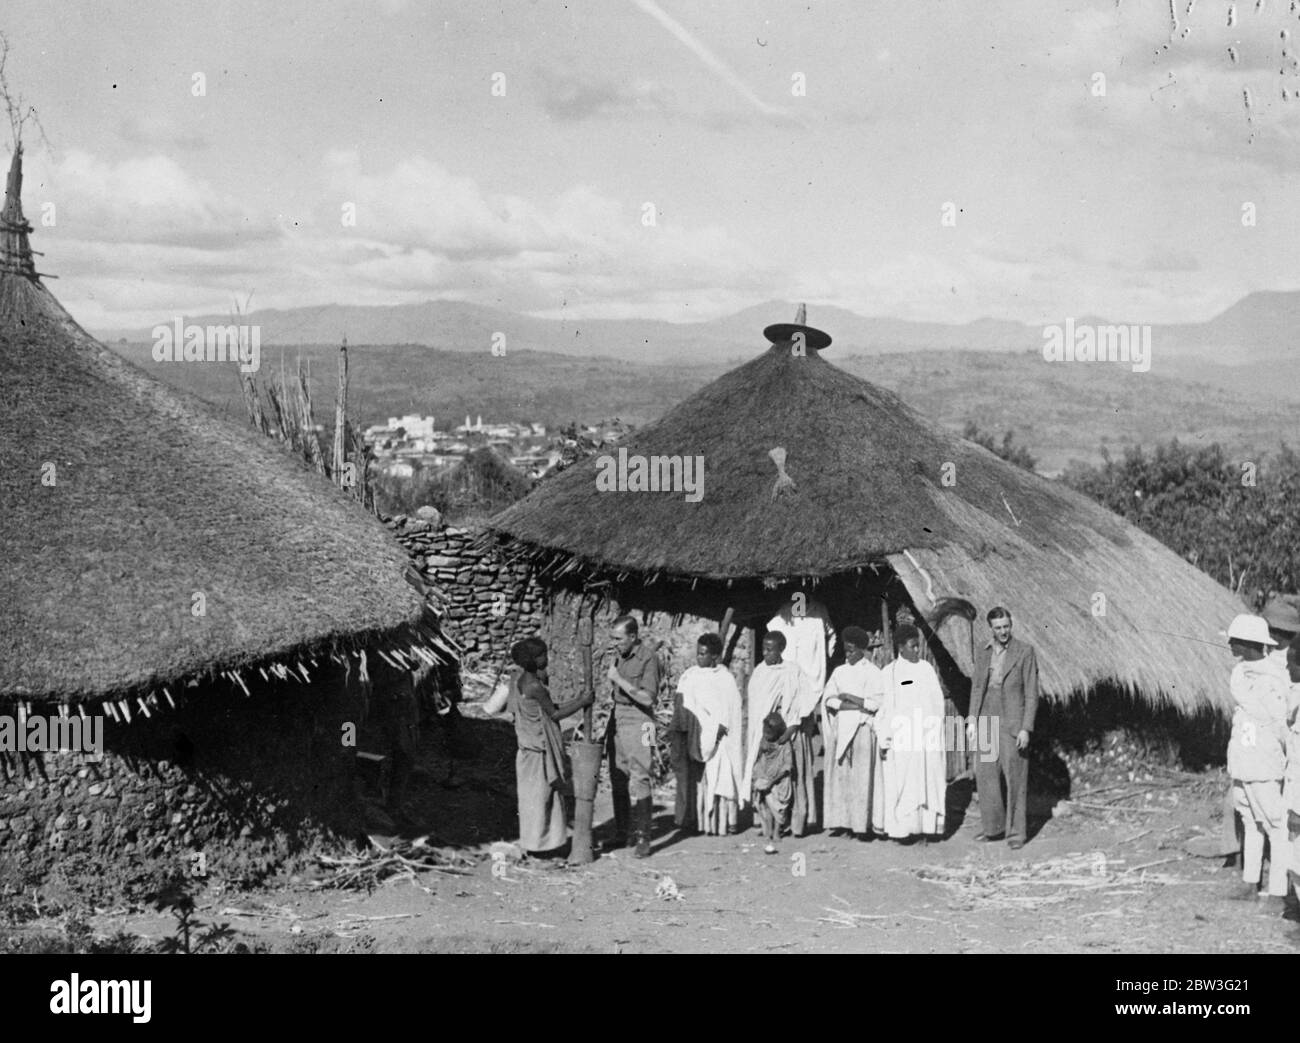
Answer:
[752,712,794,855]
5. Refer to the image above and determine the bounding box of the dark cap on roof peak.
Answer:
[762,303,832,352]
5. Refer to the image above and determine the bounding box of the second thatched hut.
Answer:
[480,311,1244,744]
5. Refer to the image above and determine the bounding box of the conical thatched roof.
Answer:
[0,146,443,710]
[487,315,1245,712]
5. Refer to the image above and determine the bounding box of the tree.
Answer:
[371,448,533,524]
[1063,440,1300,603]
[961,421,1038,472]
[553,420,613,475]
[1,32,48,150]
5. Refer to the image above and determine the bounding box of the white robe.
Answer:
[741,660,817,804]
[767,600,835,693]
[877,656,946,837]
[822,658,884,763]
[676,664,743,805]
[822,657,885,834]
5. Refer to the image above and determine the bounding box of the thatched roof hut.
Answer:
[485,309,1244,715]
[0,142,449,717]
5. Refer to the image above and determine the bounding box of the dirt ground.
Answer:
[16,710,1300,955]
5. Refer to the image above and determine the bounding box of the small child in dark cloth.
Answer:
[752,711,794,854]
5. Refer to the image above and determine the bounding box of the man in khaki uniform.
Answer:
[605,615,660,857]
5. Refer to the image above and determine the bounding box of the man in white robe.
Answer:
[675,633,743,834]
[822,626,884,836]
[877,624,946,840]
[743,632,820,836]
[767,595,836,693]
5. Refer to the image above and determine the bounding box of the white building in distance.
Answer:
[386,414,436,439]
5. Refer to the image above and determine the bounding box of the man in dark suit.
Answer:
[966,606,1040,849]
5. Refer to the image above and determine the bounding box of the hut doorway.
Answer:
[755,566,976,784]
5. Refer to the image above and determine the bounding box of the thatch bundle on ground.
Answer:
[0,144,454,893]
[483,308,1244,719]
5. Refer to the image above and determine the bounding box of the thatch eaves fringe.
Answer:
[0,611,459,722]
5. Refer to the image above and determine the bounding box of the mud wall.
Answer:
[0,662,363,901]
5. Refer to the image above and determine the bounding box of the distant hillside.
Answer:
[104,339,709,430]
[96,301,1044,364]
[103,340,1298,475]
[834,350,1298,475]
[1169,290,1300,360]
[93,290,1300,370]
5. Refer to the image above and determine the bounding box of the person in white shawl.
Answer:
[877,624,946,840]
[743,631,821,836]
[674,633,743,835]
[767,595,836,693]
[822,626,884,837]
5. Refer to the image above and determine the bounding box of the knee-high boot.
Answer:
[634,797,653,858]
[610,775,630,848]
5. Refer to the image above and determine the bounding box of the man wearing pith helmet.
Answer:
[1262,595,1300,721]
[1224,614,1290,908]
[1189,599,1299,864]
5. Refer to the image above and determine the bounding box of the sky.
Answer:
[4,0,1300,331]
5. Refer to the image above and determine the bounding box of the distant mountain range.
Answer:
[93,290,1300,369]
[95,291,1300,476]
[100,340,1298,478]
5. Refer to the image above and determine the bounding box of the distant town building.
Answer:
[362,410,630,485]
[386,414,436,440]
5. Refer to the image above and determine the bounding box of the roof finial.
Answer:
[1,144,39,281]
[762,302,832,352]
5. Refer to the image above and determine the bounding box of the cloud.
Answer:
[1139,248,1202,273]
[529,61,817,131]
[42,146,774,327]
[117,114,208,153]
[534,66,677,121]
[813,243,1232,327]
[27,149,271,250]
[323,150,538,259]
[319,155,768,303]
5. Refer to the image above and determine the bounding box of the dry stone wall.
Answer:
[383,516,750,695]
[383,516,759,691]
[385,515,543,663]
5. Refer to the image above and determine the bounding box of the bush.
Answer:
[1063,440,1300,600]
[372,448,533,523]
